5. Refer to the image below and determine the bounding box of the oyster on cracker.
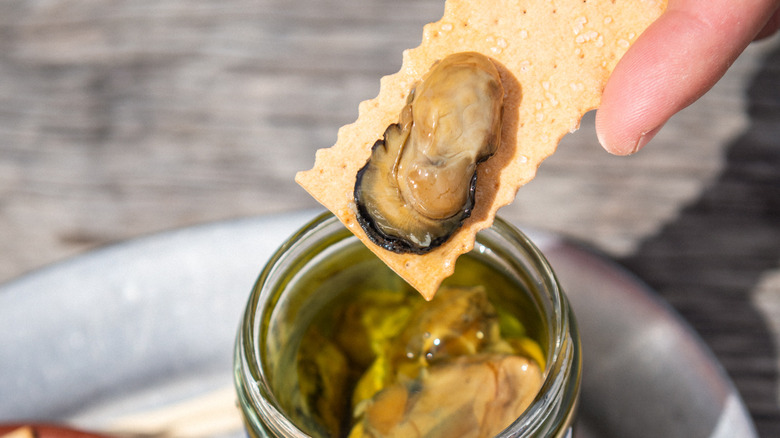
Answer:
[354,52,503,254]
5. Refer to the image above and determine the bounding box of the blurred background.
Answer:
[1,0,779,435]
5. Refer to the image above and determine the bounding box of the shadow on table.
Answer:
[619,44,780,436]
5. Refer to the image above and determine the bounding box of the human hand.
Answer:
[595,0,780,155]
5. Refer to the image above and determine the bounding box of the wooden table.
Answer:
[1,1,778,435]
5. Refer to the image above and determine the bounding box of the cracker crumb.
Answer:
[575,29,600,44]
[573,16,588,34]
[546,92,559,107]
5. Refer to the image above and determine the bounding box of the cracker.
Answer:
[296,0,666,300]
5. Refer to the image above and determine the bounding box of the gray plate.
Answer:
[0,210,757,438]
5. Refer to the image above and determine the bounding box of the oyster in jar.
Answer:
[351,354,542,438]
[354,52,504,254]
[347,286,543,429]
[387,286,508,379]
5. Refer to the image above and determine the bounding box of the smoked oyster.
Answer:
[346,286,544,438]
[354,52,504,254]
[351,354,542,438]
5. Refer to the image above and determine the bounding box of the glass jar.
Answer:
[234,212,581,437]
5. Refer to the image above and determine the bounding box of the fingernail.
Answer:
[632,125,663,154]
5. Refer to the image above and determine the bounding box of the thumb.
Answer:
[595,0,780,155]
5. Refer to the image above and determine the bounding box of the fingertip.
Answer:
[632,124,664,154]
[596,107,664,156]
[595,111,625,155]
[594,23,670,156]
[594,107,643,156]
[594,118,618,155]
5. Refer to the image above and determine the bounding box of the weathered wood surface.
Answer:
[0,0,778,435]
